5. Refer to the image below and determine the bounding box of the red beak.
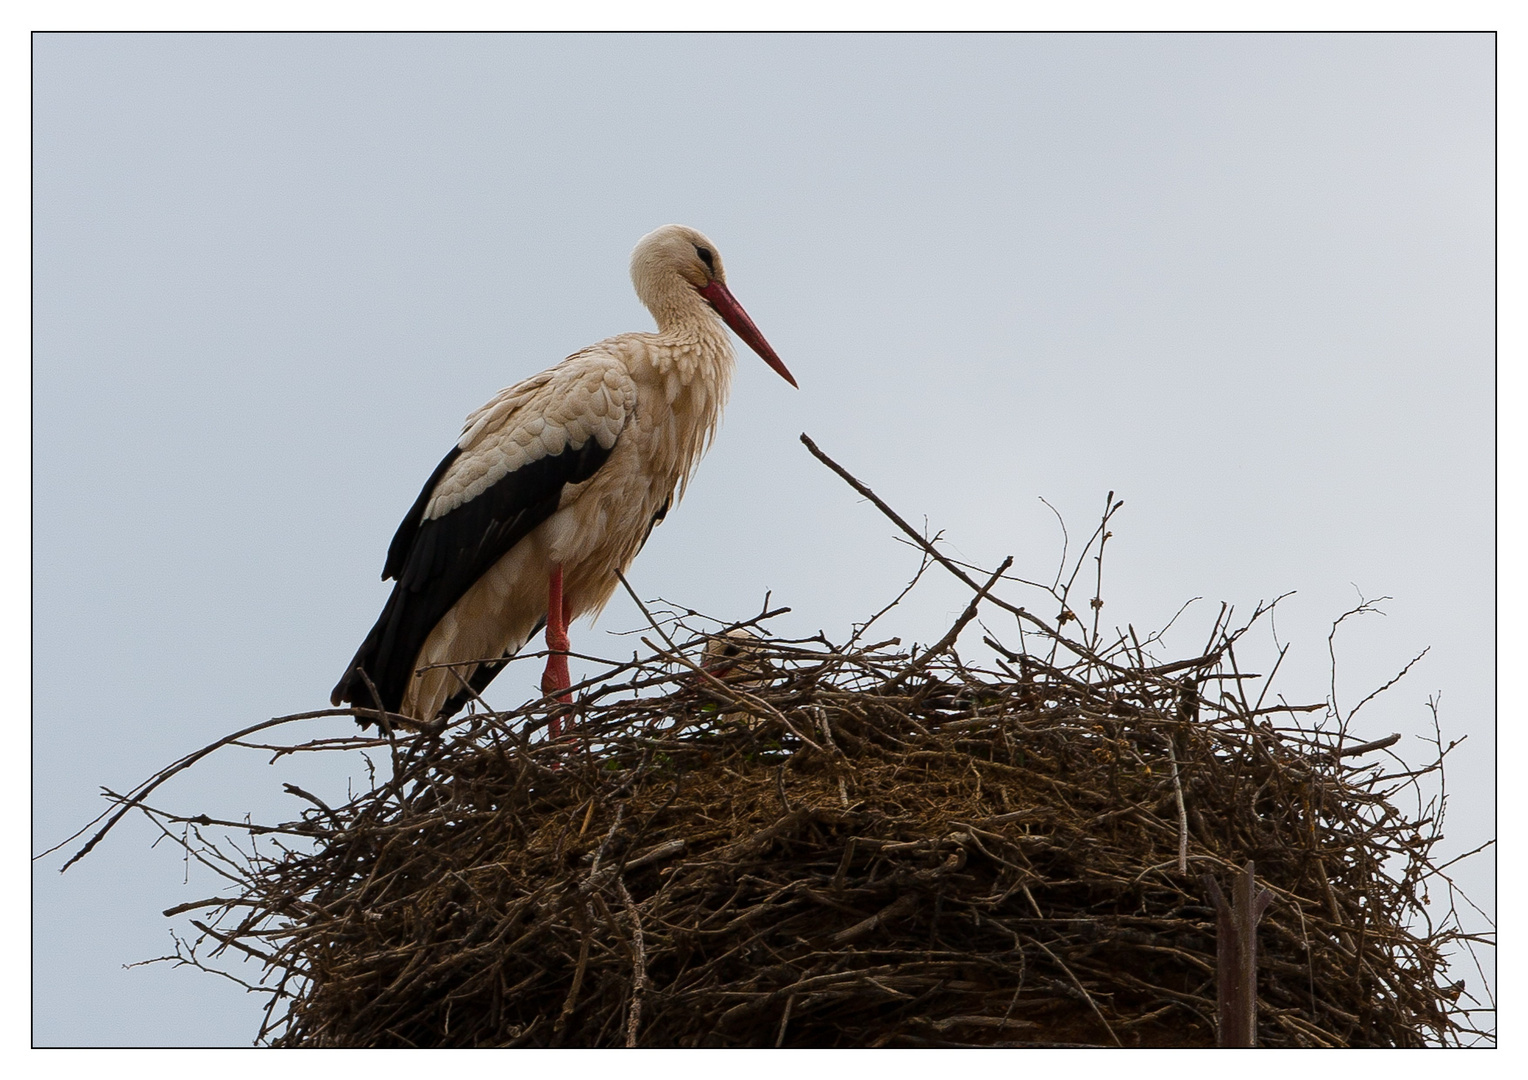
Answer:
[698,280,798,388]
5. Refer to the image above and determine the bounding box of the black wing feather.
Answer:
[383,446,462,581]
[333,438,614,717]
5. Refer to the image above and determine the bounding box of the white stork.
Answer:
[331,225,795,732]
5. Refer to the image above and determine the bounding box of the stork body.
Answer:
[331,225,794,725]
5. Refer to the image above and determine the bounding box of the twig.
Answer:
[615,878,647,1048]
[890,556,1013,688]
[1167,736,1189,875]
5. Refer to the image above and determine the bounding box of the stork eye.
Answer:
[695,246,715,270]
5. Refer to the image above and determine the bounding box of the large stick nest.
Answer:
[64,444,1490,1048]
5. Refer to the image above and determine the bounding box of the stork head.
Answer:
[630,225,797,387]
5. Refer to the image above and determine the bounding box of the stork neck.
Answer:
[647,286,726,340]
[630,275,737,390]
[621,296,735,415]
[662,306,731,350]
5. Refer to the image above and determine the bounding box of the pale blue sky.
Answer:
[33,32,1494,1045]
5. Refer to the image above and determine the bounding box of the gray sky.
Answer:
[33,32,1494,1046]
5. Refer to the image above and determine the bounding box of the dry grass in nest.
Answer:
[56,437,1492,1047]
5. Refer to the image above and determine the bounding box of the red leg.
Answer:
[542,564,573,735]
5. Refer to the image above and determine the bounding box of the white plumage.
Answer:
[332,225,795,726]
[427,362,634,518]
